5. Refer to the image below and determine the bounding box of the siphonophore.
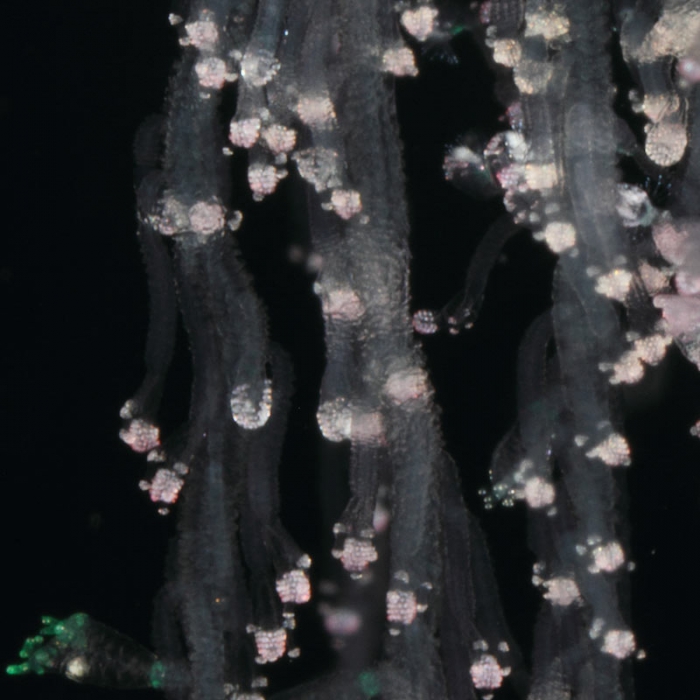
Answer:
[7,1,700,699]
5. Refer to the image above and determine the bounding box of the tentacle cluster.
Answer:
[10,2,700,700]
